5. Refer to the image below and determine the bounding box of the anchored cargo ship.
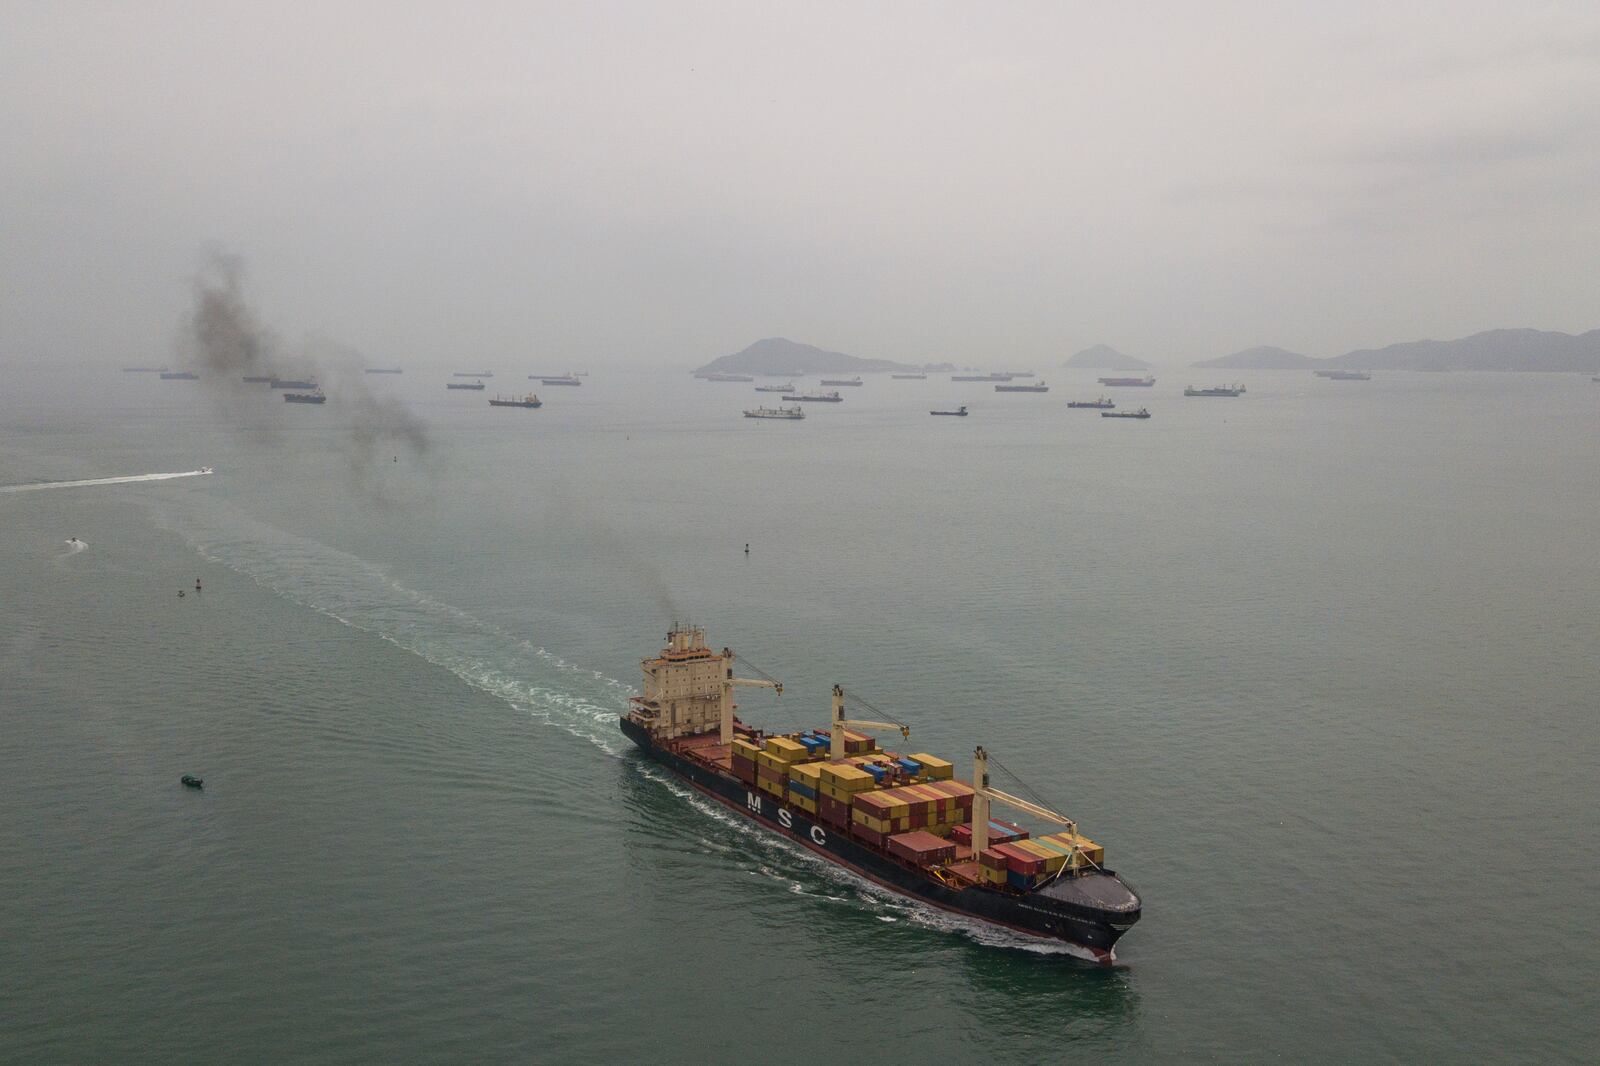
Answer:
[754,383,795,393]
[743,405,804,420]
[1067,397,1115,409]
[242,375,274,383]
[782,390,843,403]
[892,373,928,380]
[160,371,198,380]
[820,376,863,387]
[1102,408,1151,419]
[447,381,486,390]
[489,393,542,408]
[271,378,317,389]
[930,405,969,416]
[283,389,326,404]
[701,373,755,382]
[365,367,403,375]
[1098,375,1155,387]
[995,380,1049,393]
[454,371,494,378]
[953,373,1013,382]
[1317,370,1370,380]
[1184,384,1245,397]
[539,375,581,386]
[621,625,1141,959]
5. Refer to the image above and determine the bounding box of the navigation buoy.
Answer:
[177,590,185,598]
[744,543,750,554]
[195,578,202,592]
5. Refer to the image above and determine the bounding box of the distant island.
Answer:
[695,337,929,376]
[1196,328,1600,371]
[1061,344,1151,370]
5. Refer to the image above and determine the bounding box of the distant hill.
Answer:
[1062,344,1151,370]
[1330,328,1600,371]
[1196,329,1600,371]
[1195,345,1317,369]
[694,338,919,375]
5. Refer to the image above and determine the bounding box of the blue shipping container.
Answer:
[896,758,921,774]
[788,781,817,799]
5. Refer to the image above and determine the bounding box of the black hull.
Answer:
[620,719,1139,958]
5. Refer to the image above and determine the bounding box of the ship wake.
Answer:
[0,468,214,493]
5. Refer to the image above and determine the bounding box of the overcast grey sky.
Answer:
[4,1,1598,369]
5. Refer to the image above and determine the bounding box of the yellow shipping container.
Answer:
[731,739,762,760]
[788,794,819,814]
[1037,832,1105,866]
[821,765,876,791]
[789,762,825,785]
[764,737,807,762]
[909,753,953,780]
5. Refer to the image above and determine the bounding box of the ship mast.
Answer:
[970,745,1079,856]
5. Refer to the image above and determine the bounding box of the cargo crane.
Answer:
[828,684,910,759]
[719,648,782,744]
[971,746,1094,873]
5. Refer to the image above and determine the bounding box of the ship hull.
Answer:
[620,718,1136,959]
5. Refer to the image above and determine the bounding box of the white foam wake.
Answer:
[0,468,213,493]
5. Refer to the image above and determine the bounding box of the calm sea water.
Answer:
[2,365,1596,1063]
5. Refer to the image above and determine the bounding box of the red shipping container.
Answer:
[852,824,886,847]
[992,843,1045,876]
[756,765,786,786]
[978,847,1009,871]
[819,796,850,827]
[887,831,956,866]
[732,758,757,785]
[951,824,972,846]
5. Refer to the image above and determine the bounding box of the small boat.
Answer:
[1102,407,1151,419]
[744,405,805,420]
[447,381,487,390]
[781,390,843,403]
[181,775,203,789]
[199,467,214,474]
[820,376,863,387]
[283,389,326,404]
[1067,396,1115,409]
[930,405,969,416]
[754,383,795,392]
[489,393,543,408]
[995,380,1049,393]
[1184,384,1245,397]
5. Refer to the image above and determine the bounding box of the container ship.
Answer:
[621,625,1142,959]
[489,393,542,408]
[1098,375,1155,387]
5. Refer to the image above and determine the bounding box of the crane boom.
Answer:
[717,648,782,744]
[828,685,909,758]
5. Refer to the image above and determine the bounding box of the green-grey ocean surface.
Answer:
[2,366,1596,1063]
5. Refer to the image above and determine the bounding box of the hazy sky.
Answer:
[4,1,1598,369]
